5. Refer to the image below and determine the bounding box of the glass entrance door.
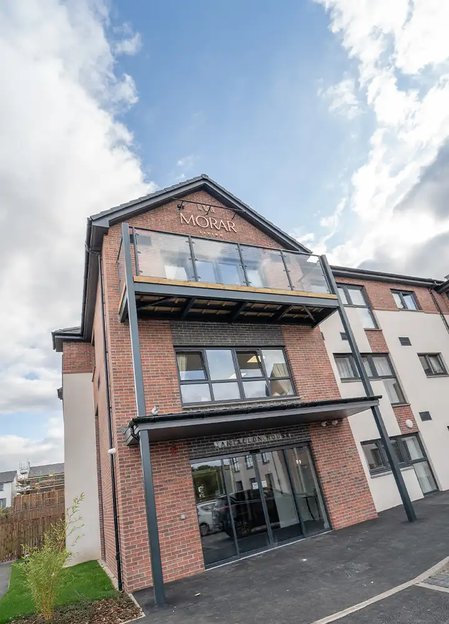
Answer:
[256,450,304,543]
[222,455,272,554]
[284,446,329,533]
[191,444,327,567]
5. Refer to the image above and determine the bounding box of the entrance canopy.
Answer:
[125,395,379,444]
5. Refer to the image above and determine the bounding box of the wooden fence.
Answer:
[0,490,65,562]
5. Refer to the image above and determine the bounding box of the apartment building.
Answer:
[52,175,449,601]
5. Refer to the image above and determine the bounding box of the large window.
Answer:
[418,353,448,377]
[176,347,295,405]
[391,290,418,310]
[336,283,377,329]
[334,353,405,404]
[361,435,437,494]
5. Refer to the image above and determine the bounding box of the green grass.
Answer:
[0,560,118,623]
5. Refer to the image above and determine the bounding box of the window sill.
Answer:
[391,402,411,407]
[364,328,382,332]
[370,465,414,479]
[424,374,449,378]
[182,395,300,410]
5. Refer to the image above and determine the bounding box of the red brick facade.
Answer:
[61,190,393,592]
[62,342,94,374]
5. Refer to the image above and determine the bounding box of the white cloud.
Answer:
[0,417,64,472]
[0,0,154,468]
[315,0,449,276]
[113,32,142,56]
[320,77,361,119]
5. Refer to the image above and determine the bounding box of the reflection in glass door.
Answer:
[284,447,329,534]
[222,455,271,555]
[191,445,328,568]
[256,450,304,543]
[191,459,238,566]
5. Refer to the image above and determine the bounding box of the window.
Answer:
[419,353,447,377]
[419,411,432,422]
[245,455,254,469]
[261,452,270,464]
[336,283,377,329]
[361,440,388,472]
[399,337,411,346]
[0,483,4,492]
[176,347,295,405]
[362,435,437,494]
[335,354,359,380]
[0,499,5,509]
[334,353,405,404]
[392,290,418,310]
[231,458,240,472]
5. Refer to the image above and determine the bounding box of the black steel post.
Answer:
[121,222,167,605]
[321,255,417,523]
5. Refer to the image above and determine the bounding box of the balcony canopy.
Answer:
[125,395,380,444]
[119,227,339,326]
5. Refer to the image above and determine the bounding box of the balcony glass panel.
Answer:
[192,238,245,285]
[135,230,195,281]
[283,252,330,294]
[132,228,330,296]
[240,246,290,290]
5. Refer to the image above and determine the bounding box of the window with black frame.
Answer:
[361,435,437,494]
[176,347,295,405]
[334,353,406,404]
[391,289,418,310]
[336,283,377,329]
[418,353,448,377]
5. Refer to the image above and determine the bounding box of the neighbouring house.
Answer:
[52,175,449,599]
[16,463,64,495]
[0,471,17,509]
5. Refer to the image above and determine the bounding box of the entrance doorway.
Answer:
[191,445,329,567]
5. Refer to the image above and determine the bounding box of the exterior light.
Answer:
[108,447,117,455]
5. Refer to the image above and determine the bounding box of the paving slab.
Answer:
[0,562,11,598]
[339,586,449,624]
[134,492,449,624]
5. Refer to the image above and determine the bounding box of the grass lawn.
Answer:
[0,560,118,623]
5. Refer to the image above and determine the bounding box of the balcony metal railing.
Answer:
[127,227,331,296]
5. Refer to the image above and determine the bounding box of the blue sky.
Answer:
[109,0,370,243]
[1,0,449,470]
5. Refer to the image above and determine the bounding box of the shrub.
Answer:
[20,494,84,622]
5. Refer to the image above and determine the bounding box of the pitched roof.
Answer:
[0,470,16,484]
[53,175,311,351]
[29,463,64,477]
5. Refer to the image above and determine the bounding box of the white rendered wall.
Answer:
[63,372,101,565]
[377,310,449,491]
[0,481,13,507]
[320,310,426,513]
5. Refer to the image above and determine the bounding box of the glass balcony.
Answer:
[118,227,338,325]
[133,228,331,295]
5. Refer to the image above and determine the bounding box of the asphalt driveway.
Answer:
[134,492,449,624]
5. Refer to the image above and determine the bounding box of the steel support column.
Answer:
[321,255,416,523]
[121,222,167,605]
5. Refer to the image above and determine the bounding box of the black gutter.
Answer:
[99,254,123,591]
[332,265,443,288]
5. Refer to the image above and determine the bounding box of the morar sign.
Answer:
[180,212,237,233]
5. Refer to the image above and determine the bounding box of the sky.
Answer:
[1,0,449,470]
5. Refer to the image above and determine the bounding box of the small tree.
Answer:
[21,494,84,622]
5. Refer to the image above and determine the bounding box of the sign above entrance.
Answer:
[179,203,237,238]
[213,432,293,450]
